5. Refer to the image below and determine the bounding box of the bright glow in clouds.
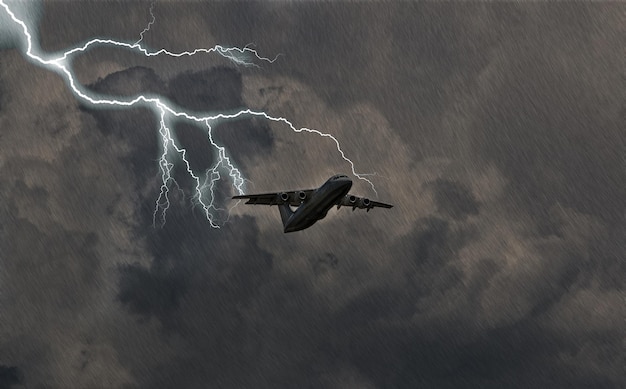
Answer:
[0,0,377,228]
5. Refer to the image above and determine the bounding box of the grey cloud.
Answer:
[85,65,274,189]
[167,67,274,170]
[448,6,626,229]
[311,252,339,277]
[0,51,138,386]
[168,67,243,112]
[89,66,166,98]
[0,366,21,389]
[2,2,624,388]
[117,263,188,326]
[0,209,106,386]
[115,214,274,388]
[430,179,480,221]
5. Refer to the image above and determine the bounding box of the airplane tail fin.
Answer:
[278,203,294,228]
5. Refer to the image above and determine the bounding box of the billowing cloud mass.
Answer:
[0,2,624,388]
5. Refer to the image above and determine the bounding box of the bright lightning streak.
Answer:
[1,0,377,228]
[135,2,156,46]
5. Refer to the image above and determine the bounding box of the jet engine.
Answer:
[279,192,290,202]
[360,198,371,208]
[298,191,307,201]
[348,195,357,204]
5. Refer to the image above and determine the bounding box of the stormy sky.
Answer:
[1,2,624,388]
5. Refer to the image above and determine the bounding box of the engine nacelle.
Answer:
[360,198,371,208]
[279,192,290,202]
[348,195,357,204]
[298,191,307,201]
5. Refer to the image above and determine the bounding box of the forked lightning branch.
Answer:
[0,1,377,228]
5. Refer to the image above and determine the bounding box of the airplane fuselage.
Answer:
[233,173,392,233]
[282,175,352,232]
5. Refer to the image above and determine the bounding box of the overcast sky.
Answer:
[1,1,624,388]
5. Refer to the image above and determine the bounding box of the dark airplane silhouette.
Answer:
[233,174,393,232]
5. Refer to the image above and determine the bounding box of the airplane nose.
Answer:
[284,224,298,233]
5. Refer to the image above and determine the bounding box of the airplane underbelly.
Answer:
[284,184,349,232]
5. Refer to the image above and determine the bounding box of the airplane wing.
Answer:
[233,189,315,206]
[337,194,393,212]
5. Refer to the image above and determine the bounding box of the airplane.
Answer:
[232,174,393,233]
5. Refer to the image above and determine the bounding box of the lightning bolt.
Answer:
[135,2,156,46]
[0,1,377,228]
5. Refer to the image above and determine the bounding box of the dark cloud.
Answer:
[115,211,274,387]
[84,65,274,191]
[89,66,166,98]
[38,1,153,52]
[1,1,624,388]
[311,252,339,277]
[0,366,21,389]
[117,263,188,325]
[4,178,624,385]
[168,67,243,112]
[3,217,100,311]
[0,196,110,386]
[310,212,619,388]
[472,47,625,225]
[167,67,274,172]
[83,66,164,191]
[0,50,140,386]
[431,179,480,221]
[201,2,625,225]
[373,323,616,389]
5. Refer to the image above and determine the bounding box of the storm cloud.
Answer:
[1,2,624,388]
